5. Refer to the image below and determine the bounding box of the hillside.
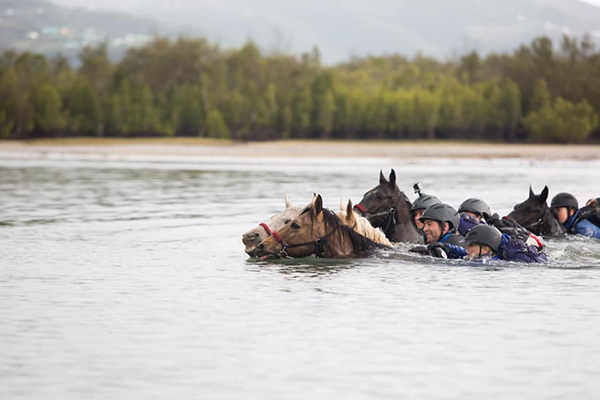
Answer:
[49,0,600,63]
[0,0,158,60]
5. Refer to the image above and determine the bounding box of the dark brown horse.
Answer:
[354,169,422,243]
[254,195,390,260]
[508,186,566,237]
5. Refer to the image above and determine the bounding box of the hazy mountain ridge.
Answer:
[2,0,600,63]
[61,0,600,62]
[0,0,158,59]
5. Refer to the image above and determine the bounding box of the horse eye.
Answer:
[283,219,291,224]
[291,222,300,229]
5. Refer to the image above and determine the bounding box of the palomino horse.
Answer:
[242,194,306,256]
[254,195,390,260]
[508,186,566,237]
[337,199,393,247]
[354,169,422,243]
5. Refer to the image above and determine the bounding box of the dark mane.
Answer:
[305,205,390,254]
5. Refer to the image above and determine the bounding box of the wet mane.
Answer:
[336,211,392,246]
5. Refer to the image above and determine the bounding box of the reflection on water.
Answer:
[1,155,600,400]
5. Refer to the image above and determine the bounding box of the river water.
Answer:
[1,152,599,400]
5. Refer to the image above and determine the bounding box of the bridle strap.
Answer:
[272,227,338,258]
[259,222,272,236]
[523,206,548,235]
[354,203,366,214]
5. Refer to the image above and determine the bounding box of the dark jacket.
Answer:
[438,234,548,263]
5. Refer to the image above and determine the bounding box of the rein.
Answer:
[271,226,339,258]
[355,199,402,237]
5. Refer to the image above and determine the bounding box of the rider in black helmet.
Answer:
[410,194,441,231]
[410,182,441,232]
[457,198,492,236]
[550,192,600,238]
[417,203,465,246]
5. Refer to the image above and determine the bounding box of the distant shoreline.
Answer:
[0,138,598,161]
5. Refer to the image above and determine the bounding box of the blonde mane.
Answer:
[337,199,393,247]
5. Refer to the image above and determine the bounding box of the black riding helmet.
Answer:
[419,203,460,233]
[411,194,441,212]
[550,193,579,211]
[465,225,502,252]
[458,198,492,219]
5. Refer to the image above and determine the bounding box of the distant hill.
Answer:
[0,0,159,61]
[50,0,600,63]
[4,0,600,63]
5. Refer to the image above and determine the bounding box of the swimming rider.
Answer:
[550,193,600,238]
[412,203,466,248]
[410,196,442,232]
[457,198,491,236]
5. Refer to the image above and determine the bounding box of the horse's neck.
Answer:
[390,199,422,244]
[324,231,354,257]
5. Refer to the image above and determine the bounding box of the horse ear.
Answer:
[285,193,292,209]
[340,198,344,212]
[346,199,353,217]
[379,170,387,184]
[529,185,534,198]
[310,193,317,207]
[314,194,323,215]
[540,186,549,204]
[389,169,396,186]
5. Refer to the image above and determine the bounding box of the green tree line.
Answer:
[0,35,599,142]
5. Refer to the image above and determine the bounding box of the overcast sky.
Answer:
[51,0,600,11]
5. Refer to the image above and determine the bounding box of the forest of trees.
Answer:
[0,34,599,142]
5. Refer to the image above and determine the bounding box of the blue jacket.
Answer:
[564,210,600,239]
[442,234,547,263]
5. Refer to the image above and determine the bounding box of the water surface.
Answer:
[1,154,600,399]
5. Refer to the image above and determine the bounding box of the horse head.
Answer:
[508,185,565,237]
[242,194,303,256]
[255,194,384,259]
[355,169,421,243]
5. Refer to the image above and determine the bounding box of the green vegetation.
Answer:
[1,35,599,142]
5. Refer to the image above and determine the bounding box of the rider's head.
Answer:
[464,225,502,260]
[410,194,441,231]
[458,198,492,221]
[550,193,578,224]
[419,203,460,244]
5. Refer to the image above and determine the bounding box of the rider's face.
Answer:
[414,209,424,229]
[422,220,445,243]
[466,244,492,259]
[555,207,570,224]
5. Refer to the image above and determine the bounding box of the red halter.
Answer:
[259,222,272,236]
[354,203,366,214]
[272,230,282,243]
